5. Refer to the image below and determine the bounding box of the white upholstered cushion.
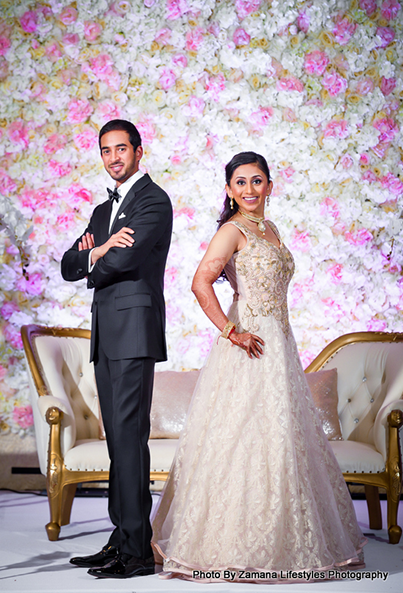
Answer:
[329,441,385,474]
[63,438,178,473]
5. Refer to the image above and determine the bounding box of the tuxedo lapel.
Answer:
[109,174,152,235]
[96,200,113,243]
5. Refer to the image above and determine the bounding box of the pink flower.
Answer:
[96,100,121,123]
[362,170,378,183]
[320,197,340,218]
[90,53,113,77]
[367,319,387,331]
[12,405,34,429]
[48,159,72,178]
[208,22,220,37]
[359,153,371,166]
[155,27,171,45]
[0,169,17,194]
[233,27,250,46]
[283,107,297,122]
[200,241,209,251]
[20,11,37,33]
[16,273,43,296]
[300,350,315,369]
[339,154,354,169]
[345,229,372,245]
[376,26,395,47]
[1,301,20,320]
[323,119,349,139]
[136,119,156,143]
[68,184,93,205]
[84,21,102,42]
[67,99,93,124]
[290,229,311,252]
[45,42,62,62]
[58,6,78,25]
[0,35,11,55]
[356,77,374,95]
[297,11,310,33]
[276,76,304,93]
[322,70,348,96]
[172,53,187,68]
[327,263,343,283]
[359,0,377,15]
[332,17,357,45]
[8,120,29,149]
[279,166,295,182]
[63,33,80,45]
[381,172,403,196]
[380,76,396,96]
[235,0,261,20]
[0,364,6,380]
[73,128,98,151]
[159,68,176,90]
[56,210,76,230]
[185,27,204,51]
[44,134,67,154]
[304,50,329,76]
[250,107,274,130]
[383,99,399,114]
[373,117,399,143]
[166,0,189,20]
[205,73,226,101]
[381,0,401,21]
[183,96,205,118]
[332,221,346,235]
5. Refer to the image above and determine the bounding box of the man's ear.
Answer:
[136,145,143,162]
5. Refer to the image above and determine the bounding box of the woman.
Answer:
[152,152,366,583]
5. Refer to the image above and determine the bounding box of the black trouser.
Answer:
[94,339,155,558]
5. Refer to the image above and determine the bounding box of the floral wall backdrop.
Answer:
[0,0,402,438]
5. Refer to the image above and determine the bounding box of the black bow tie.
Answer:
[107,187,120,202]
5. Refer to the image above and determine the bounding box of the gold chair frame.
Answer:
[21,324,169,541]
[306,331,403,544]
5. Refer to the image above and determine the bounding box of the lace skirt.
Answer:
[152,307,366,582]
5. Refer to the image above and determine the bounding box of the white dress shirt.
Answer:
[88,170,144,272]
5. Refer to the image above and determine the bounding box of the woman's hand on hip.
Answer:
[229,331,265,359]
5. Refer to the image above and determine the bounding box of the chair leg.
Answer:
[386,492,402,544]
[46,478,62,541]
[365,485,382,530]
[61,483,77,526]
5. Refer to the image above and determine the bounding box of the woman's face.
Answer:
[226,163,272,216]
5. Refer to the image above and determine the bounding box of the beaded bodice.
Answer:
[224,220,295,337]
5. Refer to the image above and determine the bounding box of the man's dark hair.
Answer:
[99,119,142,151]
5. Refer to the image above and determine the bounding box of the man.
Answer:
[61,119,172,578]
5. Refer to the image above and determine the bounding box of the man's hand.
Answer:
[78,233,95,251]
[91,227,135,265]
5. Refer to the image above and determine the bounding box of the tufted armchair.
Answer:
[21,324,197,541]
[306,331,403,544]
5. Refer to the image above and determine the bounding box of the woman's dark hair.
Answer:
[217,151,271,228]
[98,119,142,152]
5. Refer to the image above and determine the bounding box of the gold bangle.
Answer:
[221,321,236,339]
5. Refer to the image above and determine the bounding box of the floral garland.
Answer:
[0,0,402,436]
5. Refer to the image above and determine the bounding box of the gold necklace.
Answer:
[239,209,266,234]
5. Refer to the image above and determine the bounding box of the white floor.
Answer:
[0,490,402,592]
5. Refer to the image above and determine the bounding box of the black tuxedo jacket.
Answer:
[61,174,172,362]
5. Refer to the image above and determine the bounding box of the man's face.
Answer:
[100,130,142,186]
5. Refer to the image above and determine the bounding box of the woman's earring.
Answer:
[266,195,270,206]
[230,197,234,210]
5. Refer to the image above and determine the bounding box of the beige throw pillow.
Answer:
[306,368,342,441]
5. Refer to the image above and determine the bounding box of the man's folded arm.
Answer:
[61,224,93,282]
[89,199,172,289]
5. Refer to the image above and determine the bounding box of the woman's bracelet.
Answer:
[221,321,236,339]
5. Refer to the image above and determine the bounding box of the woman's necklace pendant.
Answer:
[258,221,266,234]
[239,209,266,234]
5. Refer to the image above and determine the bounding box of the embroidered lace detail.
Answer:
[225,220,295,337]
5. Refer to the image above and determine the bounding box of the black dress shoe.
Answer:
[88,553,155,578]
[70,545,119,568]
